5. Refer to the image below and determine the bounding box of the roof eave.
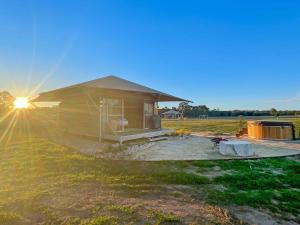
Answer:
[32,85,190,103]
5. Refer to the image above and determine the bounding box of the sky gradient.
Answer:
[0,0,300,110]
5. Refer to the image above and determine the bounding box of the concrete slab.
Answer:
[48,133,300,161]
[121,136,300,161]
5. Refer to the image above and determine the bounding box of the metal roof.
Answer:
[33,75,189,102]
[161,110,181,115]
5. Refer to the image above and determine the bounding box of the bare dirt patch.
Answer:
[33,182,239,225]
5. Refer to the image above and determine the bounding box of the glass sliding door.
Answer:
[102,98,124,133]
[144,102,154,129]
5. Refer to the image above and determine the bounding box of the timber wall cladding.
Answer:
[124,99,143,129]
[262,126,292,140]
[59,98,99,137]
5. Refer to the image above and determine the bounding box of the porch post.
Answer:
[143,101,145,129]
[121,97,124,132]
[99,98,103,143]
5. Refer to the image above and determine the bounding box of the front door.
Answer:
[144,102,154,129]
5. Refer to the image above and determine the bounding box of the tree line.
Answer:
[160,102,300,118]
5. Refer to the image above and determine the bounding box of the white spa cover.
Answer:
[219,141,255,157]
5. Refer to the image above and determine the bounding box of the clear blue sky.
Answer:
[1,0,300,110]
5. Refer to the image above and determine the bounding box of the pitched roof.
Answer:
[33,75,189,102]
[161,110,181,115]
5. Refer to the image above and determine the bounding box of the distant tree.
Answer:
[270,108,279,117]
[0,91,15,114]
[197,105,209,114]
[178,101,190,119]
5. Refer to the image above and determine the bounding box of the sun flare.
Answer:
[14,97,29,109]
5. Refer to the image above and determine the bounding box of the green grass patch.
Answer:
[205,158,300,217]
[81,215,119,225]
[106,205,135,215]
[148,210,181,225]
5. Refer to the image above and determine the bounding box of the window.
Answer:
[144,102,154,129]
[107,98,122,117]
[144,102,154,115]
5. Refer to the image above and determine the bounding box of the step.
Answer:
[149,136,169,142]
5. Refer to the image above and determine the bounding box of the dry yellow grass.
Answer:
[163,118,300,137]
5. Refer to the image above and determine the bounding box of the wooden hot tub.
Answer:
[247,121,295,141]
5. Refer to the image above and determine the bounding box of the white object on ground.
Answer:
[219,141,255,157]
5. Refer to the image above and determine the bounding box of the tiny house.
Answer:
[33,75,187,143]
[161,110,181,119]
[247,121,295,141]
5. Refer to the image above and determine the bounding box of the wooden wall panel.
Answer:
[57,87,159,137]
[59,96,99,138]
[124,99,143,129]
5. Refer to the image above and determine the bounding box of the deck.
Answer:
[103,128,174,143]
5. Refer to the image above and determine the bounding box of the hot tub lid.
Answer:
[248,120,294,126]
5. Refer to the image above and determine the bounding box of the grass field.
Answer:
[162,117,300,136]
[0,115,299,224]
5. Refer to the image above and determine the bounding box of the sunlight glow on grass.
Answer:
[14,97,29,109]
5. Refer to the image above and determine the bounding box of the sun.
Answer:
[14,97,29,109]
